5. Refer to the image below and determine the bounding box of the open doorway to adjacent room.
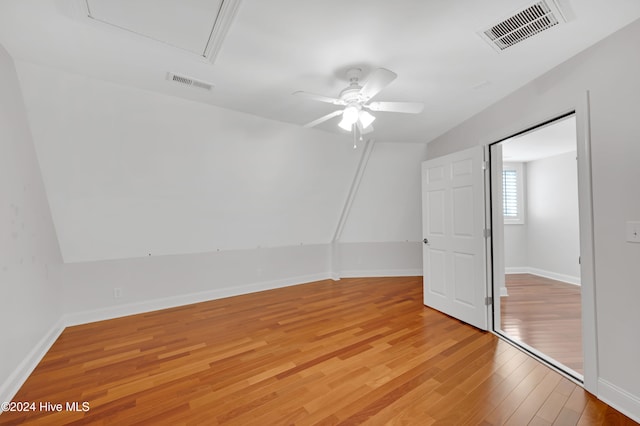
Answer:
[490,113,583,381]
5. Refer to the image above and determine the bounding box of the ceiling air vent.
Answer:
[480,0,567,52]
[166,73,214,91]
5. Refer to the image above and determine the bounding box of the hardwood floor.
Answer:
[2,277,636,425]
[500,274,583,375]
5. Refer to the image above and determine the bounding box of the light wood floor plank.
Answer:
[501,273,583,374]
[0,277,635,425]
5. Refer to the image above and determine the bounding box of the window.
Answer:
[503,169,518,217]
[502,162,524,224]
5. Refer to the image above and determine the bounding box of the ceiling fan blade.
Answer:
[303,110,343,128]
[293,91,344,105]
[359,68,397,101]
[366,101,424,114]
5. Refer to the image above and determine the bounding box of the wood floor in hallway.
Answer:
[2,277,636,425]
[500,273,583,375]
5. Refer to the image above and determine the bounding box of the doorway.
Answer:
[489,113,583,380]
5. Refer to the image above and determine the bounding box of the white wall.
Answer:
[504,152,581,284]
[340,142,427,243]
[504,224,528,269]
[504,162,529,270]
[7,61,425,326]
[338,242,422,277]
[61,244,331,324]
[57,144,428,321]
[0,57,429,322]
[338,142,427,276]
[15,61,362,263]
[427,18,640,420]
[526,152,580,281]
[0,46,64,403]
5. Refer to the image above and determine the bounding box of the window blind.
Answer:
[503,169,518,217]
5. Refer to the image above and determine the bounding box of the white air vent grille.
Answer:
[166,73,213,91]
[480,0,566,51]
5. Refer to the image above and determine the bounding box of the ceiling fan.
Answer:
[294,67,424,142]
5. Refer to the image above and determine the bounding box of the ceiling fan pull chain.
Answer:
[353,124,358,149]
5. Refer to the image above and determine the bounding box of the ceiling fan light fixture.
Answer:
[338,105,359,131]
[338,116,354,131]
[343,105,359,123]
[359,110,376,129]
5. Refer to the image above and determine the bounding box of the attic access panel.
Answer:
[85,0,241,62]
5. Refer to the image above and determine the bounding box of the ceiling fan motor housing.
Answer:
[340,87,364,104]
[341,68,365,103]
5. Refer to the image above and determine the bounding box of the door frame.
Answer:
[483,92,598,393]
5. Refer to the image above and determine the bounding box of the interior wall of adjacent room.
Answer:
[425,18,640,419]
[504,152,580,283]
[0,45,63,400]
[526,151,580,281]
[504,225,528,270]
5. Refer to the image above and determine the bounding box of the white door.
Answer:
[421,146,488,330]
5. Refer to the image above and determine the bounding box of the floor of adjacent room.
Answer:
[501,273,583,376]
[2,277,635,425]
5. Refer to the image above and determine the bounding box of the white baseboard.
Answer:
[339,268,423,279]
[505,266,528,274]
[598,379,640,423]
[64,272,332,326]
[0,318,66,405]
[505,267,580,286]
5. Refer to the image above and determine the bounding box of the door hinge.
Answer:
[482,160,489,171]
[485,296,493,306]
[483,228,491,239]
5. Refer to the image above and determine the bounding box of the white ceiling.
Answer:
[1,0,639,143]
[502,115,577,162]
[84,0,226,56]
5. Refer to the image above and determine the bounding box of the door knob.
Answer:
[423,238,429,245]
